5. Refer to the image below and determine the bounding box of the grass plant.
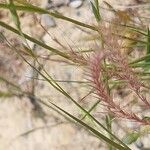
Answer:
[0,0,150,149]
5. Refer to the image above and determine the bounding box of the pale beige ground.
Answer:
[0,0,150,150]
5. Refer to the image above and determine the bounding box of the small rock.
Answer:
[41,14,56,28]
[69,0,83,8]
[41,0,68,9]
[135,140,144,149]
[50,0,69,8]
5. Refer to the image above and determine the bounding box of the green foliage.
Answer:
[0,91,13,97]
[146,28,150,62]
[44,100,129,150]
[90,0,101,22]
[122,132,140,145]
[0,1,149,150]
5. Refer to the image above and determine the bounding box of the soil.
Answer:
[0,0,150,150]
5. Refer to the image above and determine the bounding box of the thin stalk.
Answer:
[2,34,131,150]
[0,3,97,31]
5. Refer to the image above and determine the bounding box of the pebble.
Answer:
[41,0,83,9]
[41,0,69,9]
[135,140,144,149]
[69,0,83,8]
[41,14,56,28]
[51,0,69,8]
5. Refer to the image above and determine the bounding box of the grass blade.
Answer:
[2,33,131,149]
[41,100,129,150]
[0,3,97,31]
[0,21,70,59]
[146,28,150,62]
[91,0,101,22]
[8,0,34,56]
[81,100,100,120]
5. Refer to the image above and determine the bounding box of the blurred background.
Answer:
[0,0,150,150]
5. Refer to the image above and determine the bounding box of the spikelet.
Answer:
[120,29,139,55]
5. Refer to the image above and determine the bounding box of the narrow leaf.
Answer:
[0,21,70,59]
[91,1,101,22]
[146,28,150,62]
[0,3,97,31]
[44,101,129,150]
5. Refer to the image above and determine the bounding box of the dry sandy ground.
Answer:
[0,0,150,150]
